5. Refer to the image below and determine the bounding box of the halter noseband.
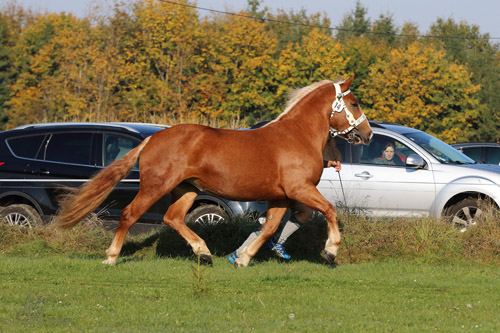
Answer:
[329,83,367,140]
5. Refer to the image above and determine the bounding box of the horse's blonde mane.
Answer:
[268,78,345,125]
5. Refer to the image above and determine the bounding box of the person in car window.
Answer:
[373,142,404,165]
[228,159,341,264]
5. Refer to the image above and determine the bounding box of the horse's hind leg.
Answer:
[162,185,213,265]
[102,190,160,265]
[235,201,289,267]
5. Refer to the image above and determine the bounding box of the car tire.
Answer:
[0,204,43,228]
[185,205,229,225]
[445,198,483,232]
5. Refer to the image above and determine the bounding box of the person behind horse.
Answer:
[373,142,404,166]
[228,159,341,263]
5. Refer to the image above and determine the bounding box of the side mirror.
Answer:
[406,154,426,169]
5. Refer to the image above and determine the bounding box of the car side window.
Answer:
[103,134,140,167]
[44,132,93,165]
[323,137,349,162]
[7,134,46,159]
[354,134,415,166]
[485,147,500,165]
[462,147,482,163]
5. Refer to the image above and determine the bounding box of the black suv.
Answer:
[0,122,267,227]
[451,142,500,165]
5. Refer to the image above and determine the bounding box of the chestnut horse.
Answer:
[56,77,372,267]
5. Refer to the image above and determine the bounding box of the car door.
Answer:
[97,132,172,221]
[347,133,436,217]
[24,131,99,214]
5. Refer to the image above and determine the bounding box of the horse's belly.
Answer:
[196,175,285,202]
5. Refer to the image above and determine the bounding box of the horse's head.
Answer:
[329,76,372,145]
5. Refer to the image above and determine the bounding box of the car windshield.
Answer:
[404,131,475,164]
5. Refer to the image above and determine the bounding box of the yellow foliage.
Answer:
[1,1,488,139]
[360,41,481,143]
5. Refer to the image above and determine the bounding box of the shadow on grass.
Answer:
[120,217,331,265]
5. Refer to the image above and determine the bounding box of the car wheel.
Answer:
[446,198,483,232]
[185,205,229,225]
[0,204,43,228]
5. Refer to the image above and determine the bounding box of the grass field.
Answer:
[1,213,499,331]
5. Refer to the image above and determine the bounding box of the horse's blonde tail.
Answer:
[56,136,152,229]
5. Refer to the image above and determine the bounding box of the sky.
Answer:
[11,0,500,39]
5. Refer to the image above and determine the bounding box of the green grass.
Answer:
[1,212,499,331]
[1,256,499,331]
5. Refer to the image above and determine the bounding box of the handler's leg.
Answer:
[268,202,313,259]
[234,202,288,267]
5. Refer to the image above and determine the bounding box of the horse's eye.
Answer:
[351,103,359,107]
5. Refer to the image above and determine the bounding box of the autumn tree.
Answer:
[339,36,389,102]
[194,13,279,126]
[0,14,13,127]
[275,29,349,107]
[131,0,201,122]
[360,41,483,143]
[7,13,85,127]
[6,11,129,128]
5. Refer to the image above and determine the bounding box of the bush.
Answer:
[1,210,499,264]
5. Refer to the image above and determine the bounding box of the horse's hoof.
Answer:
[321,250,336,265]
[101,258,116,265]
[233,259,247,268]
[200,254,213,266]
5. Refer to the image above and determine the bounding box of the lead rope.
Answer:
[337,169,347,209]
[337,167,353,261]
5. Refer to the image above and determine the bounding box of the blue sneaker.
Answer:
[227,251,238,264]
[267,240,291,260]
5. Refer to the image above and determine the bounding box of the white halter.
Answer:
[329,82,366,138]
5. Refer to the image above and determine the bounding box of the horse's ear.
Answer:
[342,75,355,90]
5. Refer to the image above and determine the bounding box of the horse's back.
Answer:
[138,124,297,201]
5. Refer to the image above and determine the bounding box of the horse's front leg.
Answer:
[235,201,289,267]
[291,186,340,264]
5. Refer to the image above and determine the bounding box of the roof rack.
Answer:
[13,122,168,134]
[368,120,402,127]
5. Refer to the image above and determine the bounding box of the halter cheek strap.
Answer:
[329,83,367,137]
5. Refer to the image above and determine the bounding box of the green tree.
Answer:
[398,22,420,47]
[369,13,399,46]
[336,1,370,42]
[265,8,331,51]
[429,18,500,142]
[246,0,267,19]
[360,41,483,143]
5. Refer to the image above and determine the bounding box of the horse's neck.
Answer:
[275,84,332,150]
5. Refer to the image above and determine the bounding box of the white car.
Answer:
[319,121,500,231]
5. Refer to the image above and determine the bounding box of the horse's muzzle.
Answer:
[347,129,372,145]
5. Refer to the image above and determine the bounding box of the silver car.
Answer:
[319,121,500,231]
